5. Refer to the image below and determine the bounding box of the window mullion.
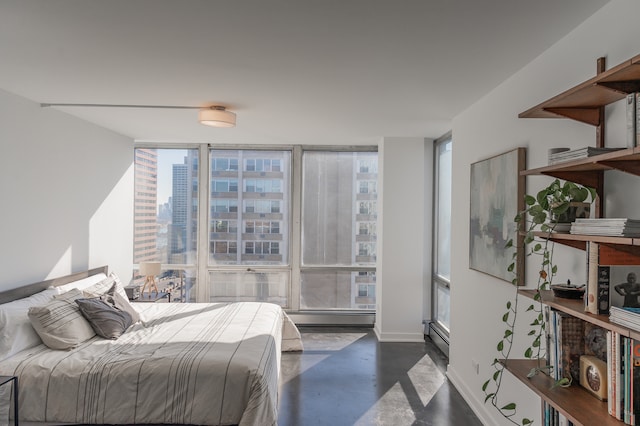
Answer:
[289,145,303,312]
[196,144,210,302]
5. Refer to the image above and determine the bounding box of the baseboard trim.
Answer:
[373,327,425,342]
[447,365,500,426]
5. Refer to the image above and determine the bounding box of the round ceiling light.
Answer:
[198,106,236,127]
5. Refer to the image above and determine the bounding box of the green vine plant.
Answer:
[481,179,597,426]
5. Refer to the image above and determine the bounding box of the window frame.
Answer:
[431,133,452,336]
[134,143,378,318]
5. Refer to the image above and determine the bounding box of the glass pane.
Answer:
[301,151,378,311]
[133,148,199,266]
[435,283,450,331]
[209,271,288,306]
[436,140,452,280]
[131,267,196,303]
[209,150,291,266]
[301,271,376,310]
[302,152,378,266]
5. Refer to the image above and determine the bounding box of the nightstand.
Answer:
[0,375,18,426]
[124,284,141,301]
[137,291,170,303]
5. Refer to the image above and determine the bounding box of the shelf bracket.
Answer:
[542,107,600,125]
[539,171,600,188]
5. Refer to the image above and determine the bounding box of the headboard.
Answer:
[0,265,109,304]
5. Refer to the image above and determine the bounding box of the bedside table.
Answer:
[0,375,18,426]
[124,284,141,301]
[137,291,170,303]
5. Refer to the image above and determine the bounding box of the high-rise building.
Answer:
[170,152,199,265]
[133,149,158,263]
[210,150,288,265]
[300,152,377,310]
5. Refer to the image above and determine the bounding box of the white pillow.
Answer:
[0,287,58,361]
[28,288,96,350]
[54,272,107,294]
[105,287,141,324]
[82,272,130,301]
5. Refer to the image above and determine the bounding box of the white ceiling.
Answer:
[0,0,610,145]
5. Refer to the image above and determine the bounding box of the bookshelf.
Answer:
[502,359,621,426]
[514,53,640,426]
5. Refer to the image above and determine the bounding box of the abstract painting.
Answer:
[469,147,526,285]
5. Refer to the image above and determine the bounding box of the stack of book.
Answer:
[548,146,624,165]
[610,306,640,332]
[607,329,640,424]
[570,218,640,237]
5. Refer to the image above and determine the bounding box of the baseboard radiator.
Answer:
[427,321,450,358]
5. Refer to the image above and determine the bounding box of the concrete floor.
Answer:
[278,327,482,426]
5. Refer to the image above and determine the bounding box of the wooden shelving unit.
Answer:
[520,290,637,338]
[519,54,640,125]
[501,359,623,426]
[512,53,640,426]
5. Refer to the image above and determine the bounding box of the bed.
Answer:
[0,266,303,426]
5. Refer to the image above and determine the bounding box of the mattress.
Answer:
[0,301,302,426]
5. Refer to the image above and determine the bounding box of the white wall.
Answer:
[448,1,640,424]
[375,137,432,342]
[0,89,133,291]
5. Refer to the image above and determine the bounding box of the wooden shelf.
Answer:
[519,290,635,337]
[531,231,636,247]
[519,54,640,126]
[521,147,640,187]
[528,232,640,263]
[501,359,624,426]
[514,53,640,426]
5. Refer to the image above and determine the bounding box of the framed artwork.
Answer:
[469,147,526,285]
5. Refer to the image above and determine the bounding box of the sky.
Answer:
[156,149,190,208]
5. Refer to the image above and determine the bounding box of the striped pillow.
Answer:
[28,288,95,350]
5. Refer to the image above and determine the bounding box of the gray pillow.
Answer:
[28,288,96,350]
[103,283,141,324]
[75,298,133,339]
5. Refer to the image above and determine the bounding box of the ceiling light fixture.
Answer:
[40,103,236,128]
[198,106,236,128]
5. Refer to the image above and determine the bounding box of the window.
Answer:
[212,179,238,193]
[432,134,452,334]
[208,149,290,304]
[133,148,199,302]
[134,146,377,315]
[301,151,378,310]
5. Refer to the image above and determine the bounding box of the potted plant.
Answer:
[482,179,596,425]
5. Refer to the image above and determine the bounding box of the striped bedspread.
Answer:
[0,302,302,426]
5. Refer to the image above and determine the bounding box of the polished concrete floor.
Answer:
[278,327,482,426]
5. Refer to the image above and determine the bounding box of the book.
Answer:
[636,92,640,148]
[608,330,613,416]
[627,92,637,148]
[548,146,625,164]
[632,339,640,425]
[571,218,640,237]
[586,242,599,314]
[609,306,640,332]
[585,242,611,315]
[598,265,611,315]
[558,313,585,382]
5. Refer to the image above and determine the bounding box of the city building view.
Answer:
[132,148,377,310]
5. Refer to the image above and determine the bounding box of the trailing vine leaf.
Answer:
[482,179,596,426]
[551,377,572,389]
